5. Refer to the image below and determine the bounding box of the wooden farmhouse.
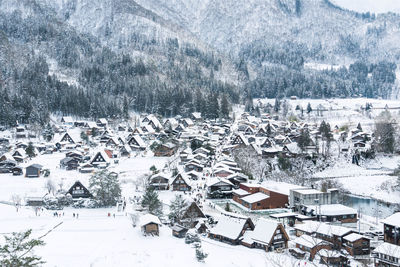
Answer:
[241,219,289,251]
[208,217,254,245]
[67,181,92,199]
[171,173,192,191]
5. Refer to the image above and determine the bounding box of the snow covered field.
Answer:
[0,203,305,267]
[257,97,400,129]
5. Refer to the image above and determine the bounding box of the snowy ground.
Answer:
[0,152,169,204]
[0,203,306,267]
[257,97,400,130]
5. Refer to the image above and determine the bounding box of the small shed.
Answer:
[139,214,162,236]
[171,225,188,238]
[25,164,43,178]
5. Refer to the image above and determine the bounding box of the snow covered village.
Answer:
[3,0,400,266]
[0,98,400,266]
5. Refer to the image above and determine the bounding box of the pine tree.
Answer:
[123,95,129,120]
[141,187,163,216]
[42,123,54,142]
[168,195,188,223]
[274,97,280,113]
[220,94,230,119]
[297,129,312,151]
[195,244,208,262]
[0,229,45,266]
[224,202,231,212]
[307,102,312,114]
[25,142,36,158]
[80,131,89,144]
[89,170,121,207]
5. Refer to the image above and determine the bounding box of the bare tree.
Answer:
[11,194,22,212]
[45,179,56,195]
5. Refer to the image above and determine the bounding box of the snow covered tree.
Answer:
[195,245,208,263]
[273,97,280,113]
[89,170,121,207]
[185,230,200,244]
[25,142,36,158]
[374,113,396,154]
[42,123,54,142]
[80,131,89,144]
[0,229,45,267]
[141,187,162,216]
[220,93,230,119]
[11,194,21,212]
[45,179,56,195]
[224,202,231,212]
[168,194,188,223]
[297,129,312,152]
[306,102,312,114]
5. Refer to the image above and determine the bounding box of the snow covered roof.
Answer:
[305,204,357,216]
[383,212,400,227]
[343,233,366,242]
[318,249,342,258]
[240,192,269,204]
[206,177,234,187]
[232,188,250,196]
[293,234,328,248]
[209,217,249,240]
[291,188,324,195]
[251,219,280,245]
[374,242,400,258]
[139,214,161,226]
[129,135,146,148]
[294,221,352,237]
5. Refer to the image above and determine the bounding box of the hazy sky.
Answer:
[332,0,400,14]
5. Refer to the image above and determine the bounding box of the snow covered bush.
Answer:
[185,229,200,244]
[195,246,208,263]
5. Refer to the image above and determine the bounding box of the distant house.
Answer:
[154,143,177,157]
[241,219,289,251]
[181,202,207,227]
[231,134,249,146]
[227,173,248,186]
[171,173,192,191]
[149,174,170,190]
[190,112,202,121]
[213,168,234,178]
[293,234,332,260]
[60,157,80,170]
[12,149,27,162]
[90,151,111,168]
[127,135,146,151]
[25,164,43,178]
[209,217,255,245]
[67,181,92,199]
[12,166,23,176]
[79,163,94,173]
[342,233,370,256]
[373,242,400,267]
[59,132,81,145]
[61,116,74,125]
[233,184,288,210]
[383,212,400,246]
[96,118,108,128]
[303,204,357,223]
[207,178,234,198]
[139,214,162,236]
[120,144,132,157]
[184,161,204,172]
[172,225,188,238]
